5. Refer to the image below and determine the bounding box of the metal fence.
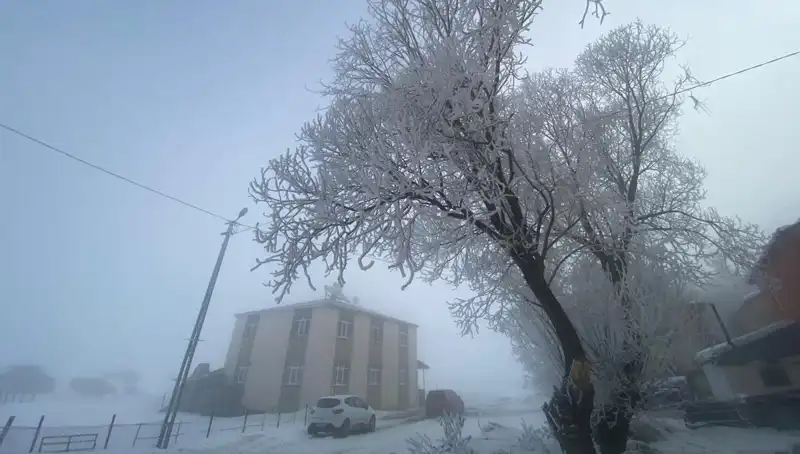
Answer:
[0,408,308,453]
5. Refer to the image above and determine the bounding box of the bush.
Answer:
[405,413,556,454]
[69,377,116,397]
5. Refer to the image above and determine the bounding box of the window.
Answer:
[285,365,303,385]
[316,397,341,408]
[399,368,407,386]
[234,366,249,384]
[337,320,352,339]
[242,315,259,339]
[347,396,368,409]
[399,331,408,347]
[293,318,309,337]
[368,368,381,386]
[759,364,791,387]
[334,364,349,386]
[371,325,383,344]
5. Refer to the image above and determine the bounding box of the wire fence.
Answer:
[0,407,308,453]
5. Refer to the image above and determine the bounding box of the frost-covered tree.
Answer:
[490,22,765,453]
[250,1,610,452]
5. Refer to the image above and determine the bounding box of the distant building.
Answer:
[691,220,800,401]
[223,298,423,413]
[732,220,800,335]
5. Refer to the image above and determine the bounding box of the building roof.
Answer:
[695,320,799,366]
[236,298,418,327]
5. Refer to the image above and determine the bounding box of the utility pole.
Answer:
[156,208,248,449]
[709,303,736,348]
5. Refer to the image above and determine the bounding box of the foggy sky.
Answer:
[1,0,799,396]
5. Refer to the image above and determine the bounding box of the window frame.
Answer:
[368,368,381,386]
[242,316,259,339]
[293,318,309,337]
[399,331,408,347]
[334,364,350,386]
[337,320,352,339]
[399,368,407,386]
[234,366,249,384]
[285,365,303,386]
[371,325,383,344]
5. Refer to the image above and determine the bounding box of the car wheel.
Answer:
[334,419,350,438]
[306,425,318,437]
[368,415,376,433]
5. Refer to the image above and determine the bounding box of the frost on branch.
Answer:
[406,413,556,454]
[462,20,768,434]
[249,0,578,303]
[406,413,474,454]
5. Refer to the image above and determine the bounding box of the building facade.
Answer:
[222,299,419,413]
[734,220,800,335]
[691,221,800,401]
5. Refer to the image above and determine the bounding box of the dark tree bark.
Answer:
[512,250,598,454]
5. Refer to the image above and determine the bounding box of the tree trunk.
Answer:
[593,254,643,454]
[512,250,597,454]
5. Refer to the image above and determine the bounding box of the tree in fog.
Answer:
[252,0,599,451]
[105,369,141,394]
[69,377,116,398]
[487,21,765,452]
[249,3,764,454]
[0,365,55,402]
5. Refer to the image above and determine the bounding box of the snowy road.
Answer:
[137,412,546,454]
[155,413,800,454]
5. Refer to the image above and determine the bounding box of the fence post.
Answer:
[260,412,266,430]
[304,405,308,426]
[206,412,215,438]
[0,416,15,450]
[276,411,281,429]
[103,414,116,449]
[28,415,45,454]
[241,409,249,434]
[132,423,142,447]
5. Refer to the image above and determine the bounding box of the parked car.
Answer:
[307,394,377,438]
[425,389,465,418]
[641,376,688,410]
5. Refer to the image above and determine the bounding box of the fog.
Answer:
[1,0,799,399]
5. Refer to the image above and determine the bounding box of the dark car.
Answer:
[425,389,465,418]
[642,376,688,410]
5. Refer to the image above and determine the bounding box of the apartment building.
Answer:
[223,299,420,413]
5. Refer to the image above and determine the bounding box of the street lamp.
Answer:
[156,208,248,449]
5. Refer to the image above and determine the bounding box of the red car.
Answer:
[425,389,465,418]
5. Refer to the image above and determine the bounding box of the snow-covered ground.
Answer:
[3,395,800,454]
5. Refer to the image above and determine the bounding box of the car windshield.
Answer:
[316,398,341,408]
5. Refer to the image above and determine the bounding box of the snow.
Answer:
[0,395,309,454]
[3,396,799,453]
[645,417,800,454]
[694,320,794,364]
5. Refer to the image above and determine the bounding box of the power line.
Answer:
[578,49,800,127]
[0,122,248,226]
[2,48,798,229]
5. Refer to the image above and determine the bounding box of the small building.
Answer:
[684,222,800,428]
[694,320,800,400]
[734,219,800,335]
[222,298,423,413]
